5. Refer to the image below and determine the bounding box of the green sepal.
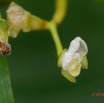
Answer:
[0,16,8,31]
[57,49,67,68]
[81,55,88,69]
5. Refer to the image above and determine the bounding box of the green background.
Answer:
[1,0,104,103]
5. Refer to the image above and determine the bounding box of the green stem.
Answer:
[0,57,14,103]
[48,21,63,56]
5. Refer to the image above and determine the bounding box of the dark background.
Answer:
[1,0,104,103]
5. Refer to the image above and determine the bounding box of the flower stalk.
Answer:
[47,21,63,56]
[53,0,68,24]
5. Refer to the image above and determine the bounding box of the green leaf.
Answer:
[0,56,14,103]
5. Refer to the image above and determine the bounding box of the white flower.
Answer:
[61,37,88,83]
[6,2,47,38]
[6,2,32,38]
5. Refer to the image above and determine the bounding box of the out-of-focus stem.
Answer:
[53,0,68,24]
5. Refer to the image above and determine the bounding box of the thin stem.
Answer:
[48,21,63,56]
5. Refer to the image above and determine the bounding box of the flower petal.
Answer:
[62,50,73,70]
[67,59,81,77]
[58,49,67,68]
[61,69,76,83]
[6,2,47,38]
[69,63,81,77]
[68,37,88,56]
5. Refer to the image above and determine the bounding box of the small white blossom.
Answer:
[61,37,88,82]
[6,2,47,38]
[6,2,32,38]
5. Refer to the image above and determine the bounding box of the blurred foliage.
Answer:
[0,0,12,7]
[0,57,14,103]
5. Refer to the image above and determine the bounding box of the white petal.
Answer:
[62,50,73,70]
[73,53,82,63]
[61,37,88,71]
[68,37,88,56]
[7,2,24,27]
[66,59,81,77]
[69,63,81,77]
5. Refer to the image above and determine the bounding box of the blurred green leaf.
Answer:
[0,57,14,103]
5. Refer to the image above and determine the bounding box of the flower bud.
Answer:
[6,2,47,38]
[0,16,11,55]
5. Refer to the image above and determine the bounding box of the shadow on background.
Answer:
[1,0,104,103]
